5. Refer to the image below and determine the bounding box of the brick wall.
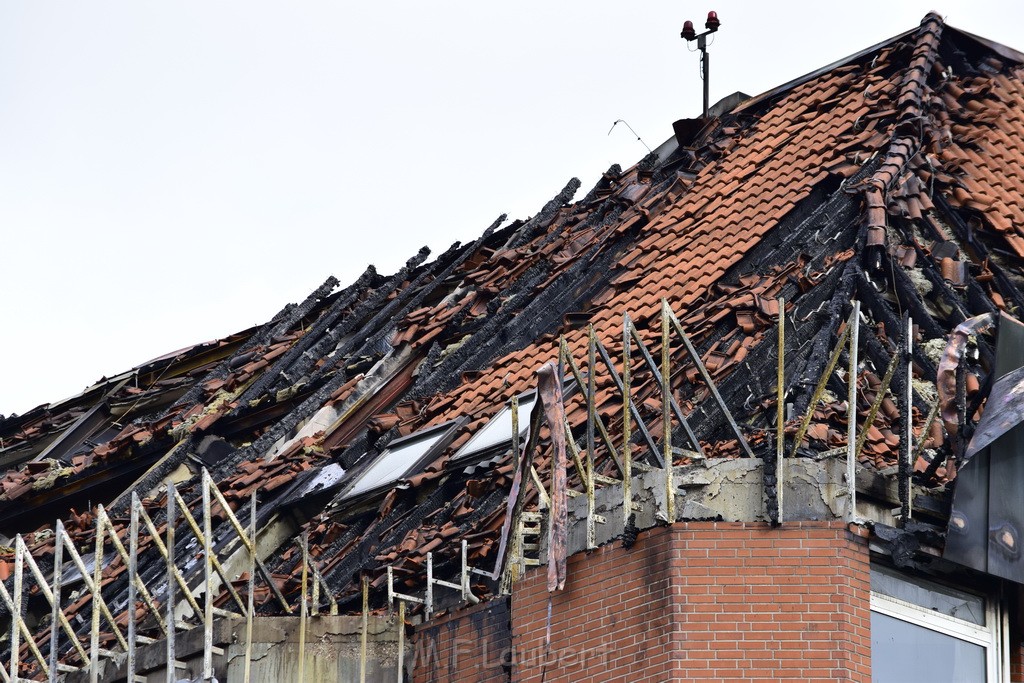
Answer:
[412,597,512,683]
[511,521,871,682]
[1011,618,1024,683]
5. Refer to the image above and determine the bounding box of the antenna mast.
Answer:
[681,11,721,119]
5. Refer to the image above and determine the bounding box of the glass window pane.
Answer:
[346,431,445,498]
[871,566,986,625]
[871,611,986,683]
[455,396,536,459]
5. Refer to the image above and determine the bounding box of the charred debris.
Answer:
[3,11,1024,679]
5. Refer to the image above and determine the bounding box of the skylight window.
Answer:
[454,393,537,461]
[341,423,455,500]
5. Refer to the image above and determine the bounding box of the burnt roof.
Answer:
[4,10,1024,645]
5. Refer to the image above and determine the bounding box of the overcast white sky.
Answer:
[1,2,1022,417]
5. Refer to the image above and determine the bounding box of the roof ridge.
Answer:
[734,11,949,119]
[857,12,945,254]
[734,28,916,116]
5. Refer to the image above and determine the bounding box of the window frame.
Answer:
[451,390,538,464]
[870,566,1008,682]
[337,419,461,503]
[451,379,579,466]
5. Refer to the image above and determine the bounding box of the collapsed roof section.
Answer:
[4,11,1024,676]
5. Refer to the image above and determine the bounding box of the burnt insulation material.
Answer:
[503,178,580,250]
[237,267,381,403]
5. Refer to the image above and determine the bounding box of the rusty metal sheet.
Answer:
[536,363,567,593]
[936,313,995,439]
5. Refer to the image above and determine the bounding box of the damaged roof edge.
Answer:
[950,25,1024,64]
[12,15,1024,676]
[734,27,918,115]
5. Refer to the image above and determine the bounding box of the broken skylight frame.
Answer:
[452,391,538,462]
[339,421,459,501]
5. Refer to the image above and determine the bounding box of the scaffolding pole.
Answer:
[167,485,178,683]
[847,302,861,522]
[623,314,633,528]
[202,473,214,681]
[244,492,257,683]
[660,300,675,523]
[298,531,309,683]
[776,297,785,524]
[360,577,368,683]
[903,314,914,523]
[48,525,65,682]
[587,326,597,548]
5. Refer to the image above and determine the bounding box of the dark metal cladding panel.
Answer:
[946,448,990,573]
[964,365,1024,461]
[945,312,1024,578]
[986,313,1024,581]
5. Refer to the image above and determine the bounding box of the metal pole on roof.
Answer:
[202,473,214,681]
[16,526,86,674]
[7,537,51,680]
[661,301,675,524]
[97,504,166,638]
[847,302,861,522]
[587,326,598,549]
[776,298,785,525]
[702,38,710,119]
[568,335,632,468]
[48,525,65,683]
[206,471,291,613]
[903,315,914,523]
[166,485,178,683]
[460,540,472,604]
[311,541,321,618]
[127,496,140,683]
[243,492,257,683]
[359,576,369,683]
[511,396,520,470]
[396,600,406,683]
[50,519,127,668]
[298,531,309,683]
[426,552,434,620]
[680,12,720,119]
[90,518,105,683]
[594,333,665,461]
[1,538,51,682]
[622,314,634,530]
[9,536,22,683]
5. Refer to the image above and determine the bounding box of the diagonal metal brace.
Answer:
[203,469,292,613]
[790,312,854,457]
[665,302,755,458]
[626,315,702,460]
[854,349,901,462]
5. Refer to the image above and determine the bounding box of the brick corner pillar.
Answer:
[511,520,871,682]
[411,597,512,683]
[1009,620,1024,682]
